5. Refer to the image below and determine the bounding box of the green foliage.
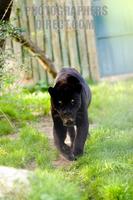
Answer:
[0,21,23,41]
[69,127,133,200]
[24,80,49,93]
[0,21,24,82]
[0,119,13,136]
[29,170,81,200]
[89,80,133,130]
[0,91,50,123]
[0,126,56,168]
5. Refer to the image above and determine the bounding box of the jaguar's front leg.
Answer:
[73,113,89,157]
[53,118,74,160]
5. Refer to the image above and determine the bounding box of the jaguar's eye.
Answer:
[71,99,75,104]
[58,100,62,105]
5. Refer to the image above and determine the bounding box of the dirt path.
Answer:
[30,116,73,168]
[4,116,96,168]
[31,116,96,168]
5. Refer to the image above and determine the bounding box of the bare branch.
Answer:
[12,34,57,78]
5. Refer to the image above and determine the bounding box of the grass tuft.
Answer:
[0,119,13,136]
[0,126,57,168]
[28,170,81,200]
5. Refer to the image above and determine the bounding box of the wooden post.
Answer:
[82,0,100,81]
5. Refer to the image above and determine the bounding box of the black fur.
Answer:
[48,68,91,160]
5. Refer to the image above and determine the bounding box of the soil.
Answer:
[30,116,96,168]
[30,116,73,168]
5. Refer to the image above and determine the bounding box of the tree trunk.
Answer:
[0,0,13,73]
[0,0,13,20]
[0,0,13,49]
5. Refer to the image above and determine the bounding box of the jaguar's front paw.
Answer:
[67,153,75,161]
[62,152,75,161]
[73,148,83,157]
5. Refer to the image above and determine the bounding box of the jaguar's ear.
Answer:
[48,87,56,96]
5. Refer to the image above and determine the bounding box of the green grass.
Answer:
[0,126,56,168]
[67,79,133,200]
[68,128,133,200]
[0,119,13,136]
[89,80,133,129]
[0,91,50,123]
[28,170,81,200]
[0,79,133,200]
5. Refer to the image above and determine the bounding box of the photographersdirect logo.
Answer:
[25,4,108,30]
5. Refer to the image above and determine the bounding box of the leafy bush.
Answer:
[24,80,49,93]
